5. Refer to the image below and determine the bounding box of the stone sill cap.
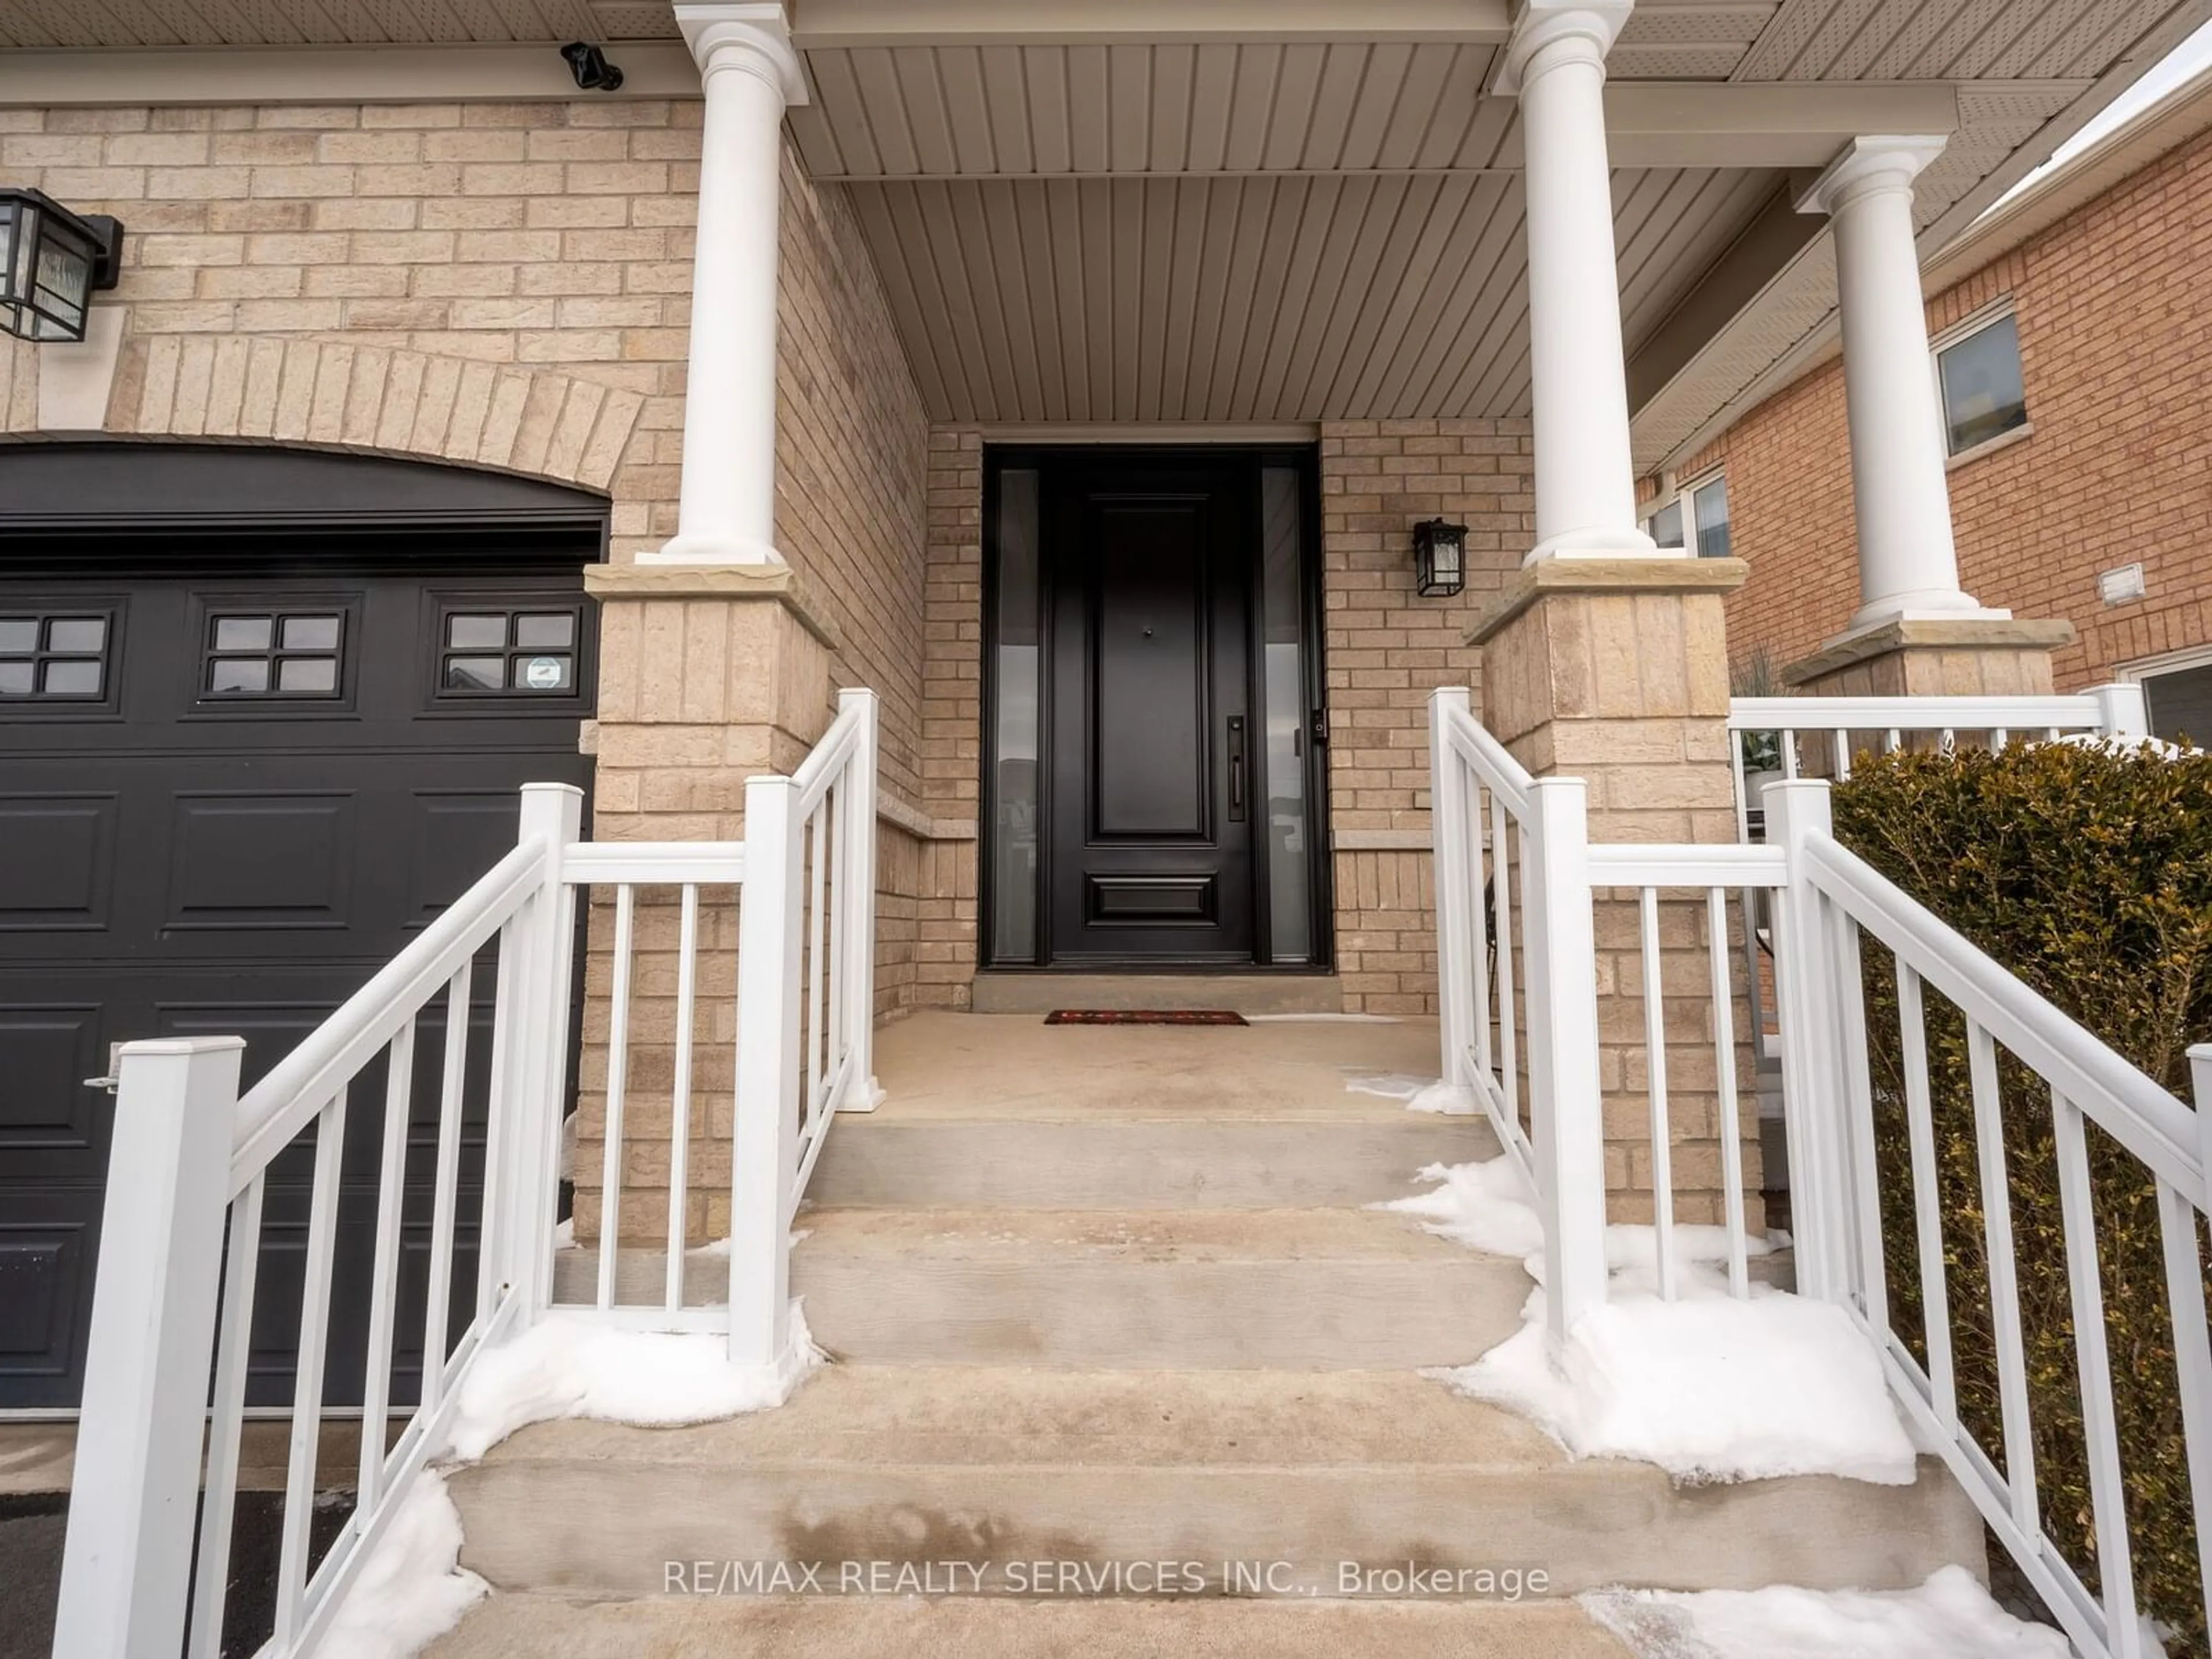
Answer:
[1783,615,2076,686]
[584,560,842,653]
[1466,556,1750,647]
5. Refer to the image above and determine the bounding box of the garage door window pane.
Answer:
[448,615,507,649]
[210,658,269,694]
[46,618,104,653]
[0,619,36,654]
[445,656,504,691]
[277,657,338,694]
[514,613,575,649]
[41,660,100,695]
[0,662,32,695]
[282,616,340,652]
[214,616,271,652]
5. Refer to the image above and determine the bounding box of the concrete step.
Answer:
[790,1207,1529,1369]
[425,1591,1636,1657]
[445,1365,1984,1603]
[809,1115,1494,1210]
[968,973,1343,1016]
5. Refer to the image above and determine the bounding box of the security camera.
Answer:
[560,42,624,92]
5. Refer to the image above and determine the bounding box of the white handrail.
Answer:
[229,839,550,1193]
[54,690,882,1659]
[1800,833,2204,1203]
[1429,702,2210,1656]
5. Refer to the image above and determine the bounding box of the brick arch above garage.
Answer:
[0,333,645,497]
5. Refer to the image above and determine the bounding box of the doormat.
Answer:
[1043,1009,1248,1026]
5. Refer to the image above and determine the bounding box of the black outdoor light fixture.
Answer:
[1413,518,1468,599]
[0,188,124,344]
[561,41,626,92]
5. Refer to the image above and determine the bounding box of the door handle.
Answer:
[1227,715,1247,822]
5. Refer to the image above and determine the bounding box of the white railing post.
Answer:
[732,770,804,1374]
[504,783,583,1320]
[2090,681,2151,743]
[1763,779,1846,1301]
[1430,688,1478,1090]
[1520,775,1608,1338]
[2194,1046,2212,1202]
[52,1036,244,1659]
[837,687,882,1111]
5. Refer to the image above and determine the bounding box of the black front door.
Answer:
[1044,455,1257,964]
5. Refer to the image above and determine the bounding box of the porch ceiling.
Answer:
[6,0,2209,464]
[770,0,2211,453]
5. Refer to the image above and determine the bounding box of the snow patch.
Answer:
[1343,1071,1440,1101]
[317,1472,486,1659]
[1581,1567,2072,1658]
[1397,1156,1913,1486]
[1382,1158,1545,1257]
[1380,1157,1774,1273]
[437,1308,822,1463]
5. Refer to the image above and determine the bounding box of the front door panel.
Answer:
[1047,459,1256,963]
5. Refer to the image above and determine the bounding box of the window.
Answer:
[0,612,109,699]
[203,610,344,698]
[2126,647,2212,746]
[438,607,580,696]
[1936,308,2028,457]
[1645,472,1731,560]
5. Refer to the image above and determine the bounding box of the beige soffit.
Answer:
[1921,62,2212,293]
[1633,0,2212,473]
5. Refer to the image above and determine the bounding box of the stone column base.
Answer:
[584,560,839,835]
[1783,616,2076,698]
[1469,556,1759,1225]
[574,560,840,1249]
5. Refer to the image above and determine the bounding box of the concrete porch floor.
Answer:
[866,1010,1445,1121]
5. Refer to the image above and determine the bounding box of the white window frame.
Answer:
[2116,642,2212,686]
[1641,468,1730,558]
[2117,642,2212,744]
[1931,298,2032,467]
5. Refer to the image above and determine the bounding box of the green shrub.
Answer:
[1833,740,2212,1656]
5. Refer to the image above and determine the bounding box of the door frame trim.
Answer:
[979,442,1333,974]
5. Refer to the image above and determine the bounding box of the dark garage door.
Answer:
[0,445,601,1410]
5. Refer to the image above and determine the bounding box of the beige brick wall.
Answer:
[917,428,986,1009]
[1713,123,2212,688]
[0,99,931,823]
[0,100,940,1247]
[1320,419,1535,1013]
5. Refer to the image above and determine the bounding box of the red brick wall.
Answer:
[1715,125,2212,687]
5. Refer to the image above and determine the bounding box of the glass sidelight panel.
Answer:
[991,468,1043,963]
[1259,466,1312,963]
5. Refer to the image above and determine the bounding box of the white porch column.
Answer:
[650,3,807,566]
[1500,0,1660,564]
[1798,137,2005,629]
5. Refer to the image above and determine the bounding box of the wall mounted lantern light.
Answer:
[1413,518,1468,599]
[0,189,124,344]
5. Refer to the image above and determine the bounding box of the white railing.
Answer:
[1766,778,2212,1659]
[1431,688,1786,1323]
[1430,687,1606,1338]
[51,688,878,1659]
[1727,683,2150,837]
[1431,688,2211,1659]
[1725,683,2152,1086]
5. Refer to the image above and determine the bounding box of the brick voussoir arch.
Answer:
[1,332,645,497]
